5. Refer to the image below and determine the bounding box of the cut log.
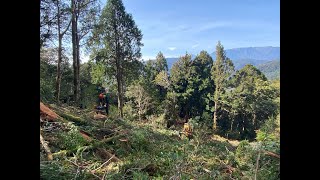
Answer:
[96,148,120,162]
[94,113,107,120]
[79,130,93,142]
[40,131,53,161]
[40,102,59,121]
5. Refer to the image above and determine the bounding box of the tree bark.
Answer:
[75,2,81,104]
[71,0,79,104]
[55,0,62,103]
[114,20,123,118]
[213,88,219,130]
[76,27,81,104]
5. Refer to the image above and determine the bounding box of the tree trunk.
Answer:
[213,102,218,130]
[253,113,256,129]
[114,20,123,118]
[55,3,62,103]
[55,0,72,104]
[116,62,123,118]
[76,27,81,104]
[213,88,219,130]
[55,35,62,104]
[71,0,79,105]
[119,68,124,118]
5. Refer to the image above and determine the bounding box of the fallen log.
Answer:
[40,102,60,121]
[40,130,53,161]
[264,150,280,159]
[96,148,120,162]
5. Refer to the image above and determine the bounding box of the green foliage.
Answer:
[132,171,150,179]
[163,91,179,123]
[211,42,235,94]
[40,48,58,102]
[216,64,279,140]
[257,59,280,80]
[123,100,136,121]
[125,80,153,120]
[89,0,143,116]
[40,161,74,180]
[211,41,235,130]
[233,114,280,179]
[155,51,168,72]
[89,61,106,85]
[235,140,256,170]
[170,52,214,119]
[131,130,150,152]
[141,52,169,114]
[154,71,170,89]
[57,123,87,151]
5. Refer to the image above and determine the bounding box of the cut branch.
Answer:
[40,131,53,161]
[264,150,280,159]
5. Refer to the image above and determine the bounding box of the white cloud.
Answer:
[192,44,199,49]
[168,47,176,51]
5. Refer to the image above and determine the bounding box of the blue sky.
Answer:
[98,0,279,60]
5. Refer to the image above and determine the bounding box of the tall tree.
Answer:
[223,64,278,139]
[54,0,72,103]
[154,52,168,101]
[155,52,168,73]
[71,0,100,104]
[170,53,193,120]
[71,0,79,103]
[90,0,143,118]
[190,50,214,117]
[211,41,234,130]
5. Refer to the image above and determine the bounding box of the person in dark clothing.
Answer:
[97,88,109,115]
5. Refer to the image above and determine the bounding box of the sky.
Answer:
[88,0,280,61]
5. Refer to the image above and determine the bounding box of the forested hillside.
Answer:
[257,59,280,80]
[40,0,280,179]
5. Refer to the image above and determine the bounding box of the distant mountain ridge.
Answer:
[163,46,280,70]
[210,46,280,61]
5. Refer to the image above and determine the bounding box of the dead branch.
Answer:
[264,150,280,159]
[91,154,115,172]
[255,148,261,180]
[40,130,53,161]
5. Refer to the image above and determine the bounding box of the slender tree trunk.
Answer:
[55,35,62,103]
[71,0,79,104]
[116,61,123,118]
[213,102,218,130]
[213,88,219,130]
[253,113,256,129]
[76,29,81,104]
[114,20,123,118]
[119,66,124,118]
[75,1,81,104]
[230,118,234,131]
[55,3,62,103]
[54,0,72,104]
